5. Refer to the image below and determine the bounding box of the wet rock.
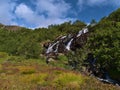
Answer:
[45,28,89,55]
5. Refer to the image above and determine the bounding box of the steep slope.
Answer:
[0,52,119,90]
[44,8,120,85]
[87,8,120,82]
[0,20,86,58]
[0,8,120,89]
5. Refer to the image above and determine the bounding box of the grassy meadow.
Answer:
[0,52,119,90]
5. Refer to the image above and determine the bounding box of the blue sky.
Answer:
[0,0,120,28]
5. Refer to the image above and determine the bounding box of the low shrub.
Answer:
[0,52,8,58]
[20,73,48,85]
[18,66,36,74]
[53,72,85,88]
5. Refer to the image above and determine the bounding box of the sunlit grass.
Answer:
[19,73,48,84]
[18,66,36,74]
[0,64,2,72]
[0,53,119,90]
[53,72,85,89]
[0,52,9,63]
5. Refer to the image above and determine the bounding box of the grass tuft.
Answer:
[53,72,84,88]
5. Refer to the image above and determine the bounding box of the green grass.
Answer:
[0,52,9,63]
[53,72,84,89]
[0,52,119,90]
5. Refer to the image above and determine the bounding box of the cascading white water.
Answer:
[77,28,88,37]
[54,43,59,52]
[66,38,73,50]
[77,30,83,37]
[83,28,88,33]
[96,71,120,86]
[97,76,118,85]
[46,27,89,54]
[60,36,67,39]
[46,41,59,54]
[46,44,51,54]
[45,27,120,86]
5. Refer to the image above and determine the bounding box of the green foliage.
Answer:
[57,54,68,61]
[90,19,97,25]
[1,9,120,88]
[0,52,8,58]
[53,72,84,88]
[108,8,120,22]
[66,48,88,70]
[0,20,86,59]
[0,52,9,63]
[87,8,120,80]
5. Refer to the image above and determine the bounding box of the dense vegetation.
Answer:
[0,20,85,58]
[67,8,120,81]
[0,8,120,89]
[0,52,118,90]
[87,8,120,80]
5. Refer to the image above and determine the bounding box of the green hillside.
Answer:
[0,8,120,90]
[0,20,85,58]
[0,52,118,90]
[87,8,120,81]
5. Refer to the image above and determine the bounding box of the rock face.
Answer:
[85,53,120,86]
[44,27,89,66]
[44,28,89,56]
[44,27,120,86]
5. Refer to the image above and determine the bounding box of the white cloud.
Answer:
[0,0,74,28]
[1,0,120,28]
[14,0,74,28]
[36,0,71,18]
[15,3,44,26]
[0,0,16,25]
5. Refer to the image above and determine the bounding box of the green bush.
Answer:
[53,72,84,88]
[0,52,8,58]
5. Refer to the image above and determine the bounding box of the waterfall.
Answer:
[77,28,88,37]
[97,71,120,86]
[83,28,88,33]
[66,38,73,50]
[46,27,89,54]
[60,36,67,39]
[77,30,83,37]
[54,43,59,53]
[46,41,59,54]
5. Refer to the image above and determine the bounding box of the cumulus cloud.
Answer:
[0,0,119,28]
[0,0,74,28]
[14,0,74,28]
[15,3,44,26]
[36,0,71,18]
[0,0,16,25]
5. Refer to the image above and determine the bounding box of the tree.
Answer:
[90,19,97,26]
